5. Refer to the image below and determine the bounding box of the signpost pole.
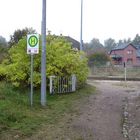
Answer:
[27,34,39,107]
[125,67,126,81]
[124,62,127,81]
[80,0,83,51]
[30,54,34,106]
[41,0,47,106]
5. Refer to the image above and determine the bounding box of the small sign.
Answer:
[27,34,39,54]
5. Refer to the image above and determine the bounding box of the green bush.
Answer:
[88,52,110,66]
[0,35,88,87]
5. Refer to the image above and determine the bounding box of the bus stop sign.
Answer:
[27,34,39,54]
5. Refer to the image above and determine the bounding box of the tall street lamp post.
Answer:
[80,0,83,51]
[41,0,47,106]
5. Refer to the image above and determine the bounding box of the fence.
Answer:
[49,75,76,94]
[89,65,140,79]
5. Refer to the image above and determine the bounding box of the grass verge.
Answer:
[0,81,95,139]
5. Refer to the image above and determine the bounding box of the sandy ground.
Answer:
[27,80,140,140]
[71,80,127,140]
[83,80,140,140]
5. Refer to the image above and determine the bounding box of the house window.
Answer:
[127,58,133,65]
[127,50,133,54]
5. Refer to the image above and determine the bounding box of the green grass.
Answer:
[0,81,95,139]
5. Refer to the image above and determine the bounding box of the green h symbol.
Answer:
[29,35,38,47]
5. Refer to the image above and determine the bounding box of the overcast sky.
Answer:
[0,0,140,44]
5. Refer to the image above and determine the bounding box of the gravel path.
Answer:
[71,80,127,140]
[70,80,140,140]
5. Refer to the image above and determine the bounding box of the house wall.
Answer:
[136,57,140,65]
[123,45,137,65]
[110,50,124,58]
[110,49,124,64]
[110,45,139,66]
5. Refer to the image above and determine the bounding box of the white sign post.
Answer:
[27,34,39,106]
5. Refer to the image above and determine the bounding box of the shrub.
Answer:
[0,35,88,88]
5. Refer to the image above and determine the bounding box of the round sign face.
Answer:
[28,35,38,47]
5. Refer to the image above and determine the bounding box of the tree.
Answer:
[0,36,7,48]
[104,38,116,52]
[88,52,110,66]
[132,34,140,45]
[8,27,36,47]
[0,36,8,62]
[117,39,124,46]
[0,35,88,87]
[84,38,105,56]
[123,38,131,44]
[89,38,103,49]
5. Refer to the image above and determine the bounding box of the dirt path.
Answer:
[69,80,140,140]
[27,80,140,140]
[70,80,128,140]
[81,80,140,140]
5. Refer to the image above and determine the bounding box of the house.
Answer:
[65,36,80,50]
[47,32,80,50]
[110,43,140,66]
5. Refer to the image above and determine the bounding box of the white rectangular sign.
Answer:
[27,34,39,54]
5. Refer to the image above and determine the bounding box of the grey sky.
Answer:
[0,0,140,43]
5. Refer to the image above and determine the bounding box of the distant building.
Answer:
[65,36,80,50]
[110,43,140,66]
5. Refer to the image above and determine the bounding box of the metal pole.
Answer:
[124,62,127,81]
[80,0,83,51]
[125,67,126,81]
[41,0,47,106]
[30,54,33,106]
